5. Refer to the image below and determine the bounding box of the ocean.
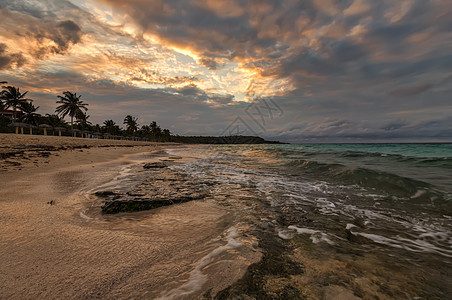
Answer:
[164,143,451,298]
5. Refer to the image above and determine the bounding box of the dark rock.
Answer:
[99,167,209,214]
[95,191,118,197]
[4,160,21,166]
[40,152,51,157]
[126,191,146,197]
[143,162,167,169]
[277,284,305,299]
[0,151,22,160]
[101,194,205,214]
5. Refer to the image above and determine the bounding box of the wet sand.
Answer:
[5,135,440,299]
[0,134,260,299]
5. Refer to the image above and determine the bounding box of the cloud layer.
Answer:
[0,0,451,142]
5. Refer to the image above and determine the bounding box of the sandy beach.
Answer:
[0,134,260,299]
[2,134,450,299]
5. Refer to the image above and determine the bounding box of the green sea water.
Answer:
[168,143,452,297]
[291,143,452,158]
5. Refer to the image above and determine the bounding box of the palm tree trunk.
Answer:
[71,115,74,137]
[13,105,16,123]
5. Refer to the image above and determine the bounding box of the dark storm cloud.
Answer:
[97,0,320,60]
[2,0,452,142]
[208,94,235,105]
[176,84,206,98]
[199,58,220,70]
[55,20,82,48]
[0,0,136,69]
[357,54,452,82]
[175,84,235,105]
[275,38,369,80]
[97,0,450,76]
[389,83,434,97]
[381,121,409,131]
[0,43,26,70]
[0,6,83,61]
[274,116,452,142]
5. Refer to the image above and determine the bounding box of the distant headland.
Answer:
[170,135,286,144]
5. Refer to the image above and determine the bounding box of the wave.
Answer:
[287,149,452,167]
[284,159,450,208]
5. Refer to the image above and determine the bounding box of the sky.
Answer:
[0,0,451,143]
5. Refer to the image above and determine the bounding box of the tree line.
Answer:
[0,83,172,141]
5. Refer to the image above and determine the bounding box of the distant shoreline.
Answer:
[170,135,286,144]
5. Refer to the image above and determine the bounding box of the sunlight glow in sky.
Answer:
[0,0,451,142]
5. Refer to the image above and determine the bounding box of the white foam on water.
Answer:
[350,230,452,258]
[171,145,452,261]
[411,189,427,199]
[157,227,242,300]
[346,223,357,230]
[316,198,336,208]
[79,210,92,220]
[288,225,335,245]
[277,230,294,240]
[284,193,310,203]
[311,233,335,245]
[88,165,136,194]
[288,226,317,235]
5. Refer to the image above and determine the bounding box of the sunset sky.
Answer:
[0,0,451,142]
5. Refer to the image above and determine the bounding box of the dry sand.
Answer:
[0,134,259,299]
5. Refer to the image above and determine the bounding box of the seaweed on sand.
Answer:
[214,228,306,300]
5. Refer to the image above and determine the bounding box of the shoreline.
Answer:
[0,133,172,164]
[0,134,261,299]
[4,134,446,298]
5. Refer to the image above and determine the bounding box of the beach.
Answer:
[0,134,260,299]
[1,135,451,299]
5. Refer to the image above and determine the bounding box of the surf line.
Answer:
[157,227,242,299]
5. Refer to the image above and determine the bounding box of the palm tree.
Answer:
[0,85,30,122]
[0,81,6,109]
[19,101,39,129]
[45,114,66,127]
[75,111,92,137]
[44,114,67,135]
[150,121,162,141]
[162,129,171,141]
[76,110,91,127]
[123,115,138,135]
[55,91,88,136]
[139,124,151,137]
[103,119,119,135]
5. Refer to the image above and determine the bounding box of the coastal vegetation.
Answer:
[55,91,88,135]
[0,83,281,143]
[0,85,29,123]
[0,83,173,141]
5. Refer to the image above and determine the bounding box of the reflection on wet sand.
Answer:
[0,146,260,299]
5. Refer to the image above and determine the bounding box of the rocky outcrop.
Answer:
[98,166,209,214]
[142,162,167,169]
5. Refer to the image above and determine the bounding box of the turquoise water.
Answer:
[238,143,452,196]
[291,143,452,158]
[167,143,452,298]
